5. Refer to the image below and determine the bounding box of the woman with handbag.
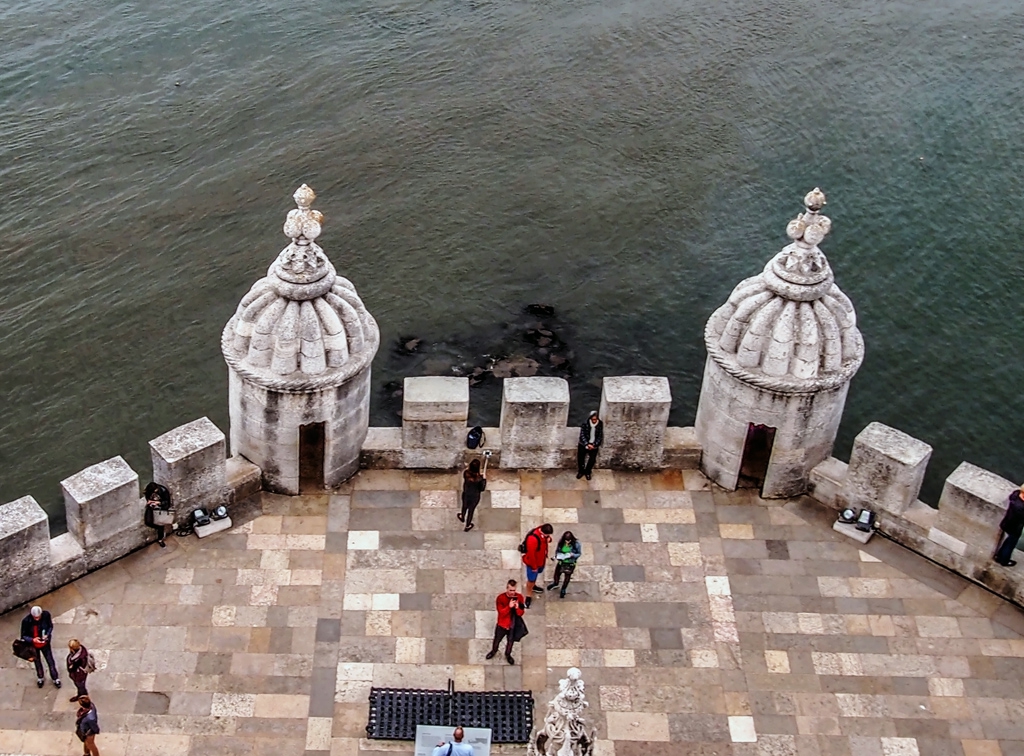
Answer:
[144,481,173,547]
[75,695,101,756]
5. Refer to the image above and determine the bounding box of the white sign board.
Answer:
[413,725,492,756]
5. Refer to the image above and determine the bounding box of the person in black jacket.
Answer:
[576,411,604,480]
[995,483,1024,566]
[144,481,173,547]
[21,605,60,688]
[458,459,487,532]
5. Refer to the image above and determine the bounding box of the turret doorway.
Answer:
[299,422,326,493]
[738,423,775,492]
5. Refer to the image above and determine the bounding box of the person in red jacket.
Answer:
[521,523,554,608]
[485,580,525,665]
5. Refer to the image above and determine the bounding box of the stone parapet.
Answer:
[499,377,570,469]
[838,422,932,516]
[808,435,1024,607]
[150,417,227,515]
[598,376,672,469]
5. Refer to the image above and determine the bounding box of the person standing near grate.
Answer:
[433,726,474,756]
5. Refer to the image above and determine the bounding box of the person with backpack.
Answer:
[458,459,487,532]
[66,639,94,702]
[21,605,60,689]
[520,523,553,608]
[75,695,101,756]
[546,531,582,598]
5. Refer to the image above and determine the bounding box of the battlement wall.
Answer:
[807,421,1024,606]
[3,374,1021,616]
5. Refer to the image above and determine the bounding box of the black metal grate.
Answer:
[452,690,534,743]
[366,682,534,743]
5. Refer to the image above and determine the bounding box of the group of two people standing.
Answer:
[458,411,604,531]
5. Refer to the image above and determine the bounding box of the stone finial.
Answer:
[283,184,324,243]
[774,187,832,286]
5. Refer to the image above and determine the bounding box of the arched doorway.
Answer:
[738,422,776,492]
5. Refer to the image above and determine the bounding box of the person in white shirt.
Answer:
[432,727,474,756]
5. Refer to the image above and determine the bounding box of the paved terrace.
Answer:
[3,468,1024,756]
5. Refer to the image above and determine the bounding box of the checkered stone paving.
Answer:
[3,468,1024,755]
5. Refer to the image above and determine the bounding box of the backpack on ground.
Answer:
[466,426,486,449]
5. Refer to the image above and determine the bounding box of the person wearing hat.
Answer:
[995,483,1024,566]
[20,605,60,689]
[576,411,604,481]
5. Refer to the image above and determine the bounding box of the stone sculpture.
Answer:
[527,667,596,756]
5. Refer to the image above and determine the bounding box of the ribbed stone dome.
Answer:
[705,189,864,392]
[222,185,379,390]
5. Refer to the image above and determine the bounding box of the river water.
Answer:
[2,0,1022,530]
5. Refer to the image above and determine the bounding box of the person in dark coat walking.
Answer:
[144,481,172,547]
[995,483,1024,566]
[67,639,91,702]
[21,605,60,688]
[576,411,603,480]
[75,695,101,756]
[458,459,487,532]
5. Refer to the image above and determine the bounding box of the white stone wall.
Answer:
[229,366,371,494]
[695,357,849,497]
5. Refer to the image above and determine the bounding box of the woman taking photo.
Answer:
[458,458,487,532]
[547,531,582,598]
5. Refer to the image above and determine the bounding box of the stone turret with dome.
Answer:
[223,185,380,494]
[695,189,864,497]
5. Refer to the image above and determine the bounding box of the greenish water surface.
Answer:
[1,0,1022,530]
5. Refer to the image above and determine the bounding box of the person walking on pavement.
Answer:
[75,695,101,756]
[546,531,582,598]
[21,605,60,689]
[432,726,475,756]
[67,639,92,702]
[995,483,1024,566]
[521,523,553,608]
[576,411,603,480]
[485,580,526,665]
[458,458,487,532]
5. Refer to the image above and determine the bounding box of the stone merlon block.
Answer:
[402,376,469,422]
[61,456,140,547]
[600,376,672,422]
[599,376,672,469]
[937,462,1017,531]
[500,377,570,469]
[838,422,932,516]
[150,416,225,469]
[0,496,50,572]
